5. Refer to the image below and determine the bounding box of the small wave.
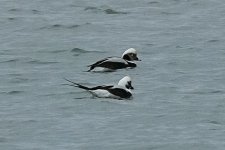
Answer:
[40,93,57,97]
[6,73,23,78]
[161,11,180,15]
[104,9,127,14]
[8,8,20,12]
[74,96,91,100]
[8,8,41,14]
[145,43,155,46]
[0,137,7,143]
[59,105,75,110]
[7,90,24,94]
[155,114,166,118]
[23,119,38,123]
[49,49,68,53]
[10,77,29,84]
[209,90,225,94]
[61,91,86,95]
[207,39,219,43]
[32,9,40,14]
[36,49,68,54]
[208,120,221,125]
[0,50,13,55]
[67,25,81,28]
[189,90,225,95]
[84,6,128,14]
[52,24,65,28]
[71,48,88,53]
[27,59,58,65]
[71,48,104,56]
[84,6,101,11]
[39,23,90,30]
[40,91,85,98]
[0,59,20,63]
[8,17,16,21]
[39,24,66,29]
[148,1,160,4]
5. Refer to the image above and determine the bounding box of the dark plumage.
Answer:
[107,87,132,99]
[87,57,136,71]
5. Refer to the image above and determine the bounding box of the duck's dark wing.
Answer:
[87,57,127,71]
[90,85,114,90]
[97,59,136,69]
[107,87,132,99]
[97,61,129,70]
[87,57,112,71]
[88,57,109,67]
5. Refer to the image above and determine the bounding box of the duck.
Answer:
[87,48,140,72]
[65,76,133,99]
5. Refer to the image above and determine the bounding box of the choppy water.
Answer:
[1,0,225,149]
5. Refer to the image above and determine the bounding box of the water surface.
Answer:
[1,0,225,149]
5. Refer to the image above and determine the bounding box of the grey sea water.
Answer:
[1,0,225,149]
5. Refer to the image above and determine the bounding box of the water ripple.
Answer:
[36,49,68,54]
[71,48,105,56]
[27,59,58,65]
[39,23,90,30]
[207,39,220,43]
[0,137,7,143]
[208,120,221,125]
[48,49,68,54]
[104,9,128,14]
[84,6,128,14]
[8,8,41,15]
[161,11,180,15]
[8,8,20,12]
[0,59,20,63]
[74,96,92,100]
[31,9,40,14]
[7,17,16,21]
[10,77,29,84]
[187,90,225,95]
[84,6,101,11]
[71,48,88,53]
[7,90,24,95]
[148,1,160,5]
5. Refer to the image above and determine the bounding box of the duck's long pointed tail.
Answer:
[64,78,91,90]
[86,65,95,72]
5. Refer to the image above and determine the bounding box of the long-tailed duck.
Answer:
[87,48,140,72]
[65,76,133,99]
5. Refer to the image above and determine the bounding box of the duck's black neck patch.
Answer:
[122,54,131,61]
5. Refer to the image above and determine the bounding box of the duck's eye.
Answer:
[126,81,133,89]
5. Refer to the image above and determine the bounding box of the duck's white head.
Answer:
[118,76,133,89]
[122,48,140,61]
